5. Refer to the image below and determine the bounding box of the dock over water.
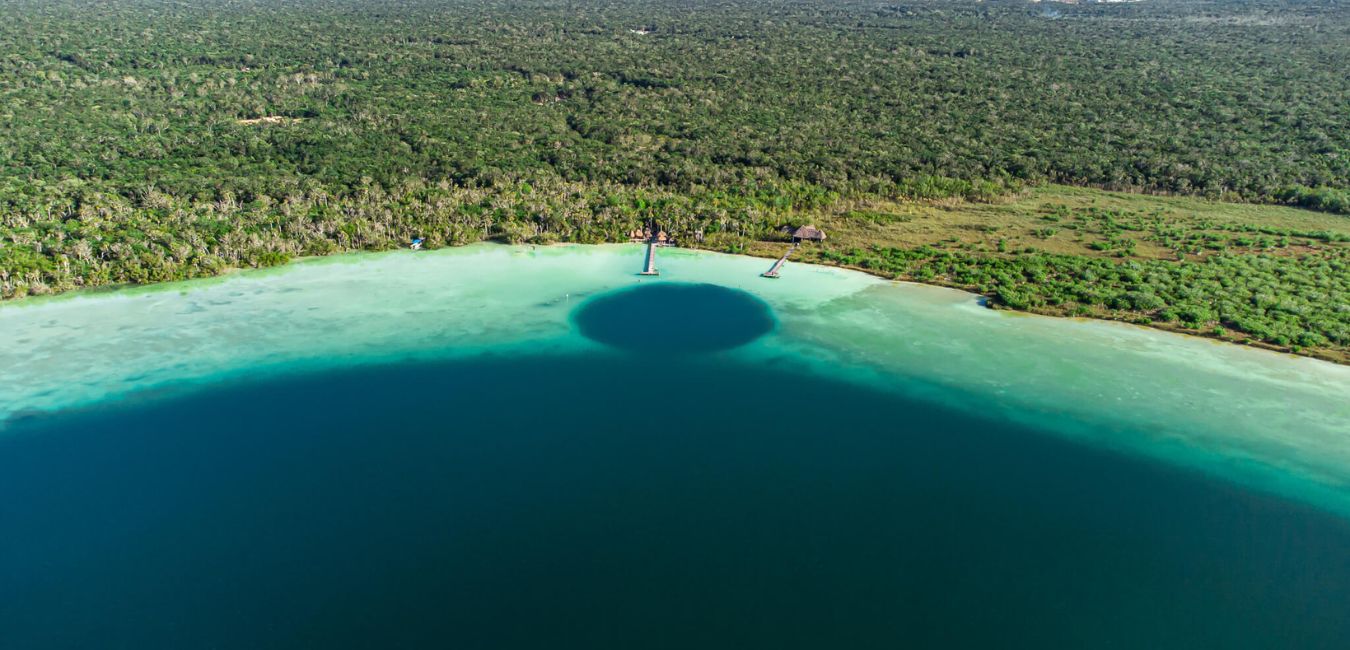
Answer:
[761,243,798,278]
[640,241,660,276]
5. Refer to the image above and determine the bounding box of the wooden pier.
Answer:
[761,243,798,278]
[640,241,660,276]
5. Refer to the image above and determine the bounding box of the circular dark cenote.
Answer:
[572,282,775,353]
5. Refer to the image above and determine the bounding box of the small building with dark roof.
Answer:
[791,225,826,242]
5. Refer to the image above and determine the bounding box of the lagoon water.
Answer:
[2,244,1349,648]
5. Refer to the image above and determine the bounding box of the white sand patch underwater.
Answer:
[2,243,1348,514]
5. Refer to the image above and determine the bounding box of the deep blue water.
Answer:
[2,285,1349,649]
[574,282,775,352]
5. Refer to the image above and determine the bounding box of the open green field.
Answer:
[766,185,1350,261]
[733,187,1350,363]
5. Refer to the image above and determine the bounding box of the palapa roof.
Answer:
[792,225,826,241]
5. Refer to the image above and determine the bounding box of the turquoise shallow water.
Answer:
[2,244,1349,647]
[2,244,1347,513]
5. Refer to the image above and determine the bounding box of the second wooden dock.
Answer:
[761,243,798,278]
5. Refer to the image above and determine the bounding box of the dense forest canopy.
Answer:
[2,0,1346,203]
[0,0,1347,360]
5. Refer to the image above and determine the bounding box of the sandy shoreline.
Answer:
[2,243,1348,516]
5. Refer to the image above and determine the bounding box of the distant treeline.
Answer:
[1,0,1345,210]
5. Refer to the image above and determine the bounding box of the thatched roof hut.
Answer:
[629,227,673,244]
[791,225,826,242]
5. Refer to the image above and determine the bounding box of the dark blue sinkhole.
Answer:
[572,282,775,352]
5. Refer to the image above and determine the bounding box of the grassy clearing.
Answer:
[748,185,1350,261]
[729,186,1350,364]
